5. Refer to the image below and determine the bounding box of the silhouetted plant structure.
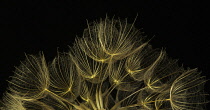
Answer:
[1,17,208,110]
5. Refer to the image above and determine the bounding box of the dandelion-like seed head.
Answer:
[1,16,208,110]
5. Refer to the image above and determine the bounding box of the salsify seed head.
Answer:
[1,16,208,110]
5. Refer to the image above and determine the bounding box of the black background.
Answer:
[0,0,209,108]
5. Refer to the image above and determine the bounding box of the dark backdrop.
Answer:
[0,0,209,108]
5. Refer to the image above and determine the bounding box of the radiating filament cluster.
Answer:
[1,17,207,110]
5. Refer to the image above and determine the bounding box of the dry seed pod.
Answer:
[1,17,208,110]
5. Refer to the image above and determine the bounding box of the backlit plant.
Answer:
[1,17,208,110]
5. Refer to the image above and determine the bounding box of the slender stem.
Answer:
[44,89,88,110]
[145,99,170,104]
[110,87,147,110]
